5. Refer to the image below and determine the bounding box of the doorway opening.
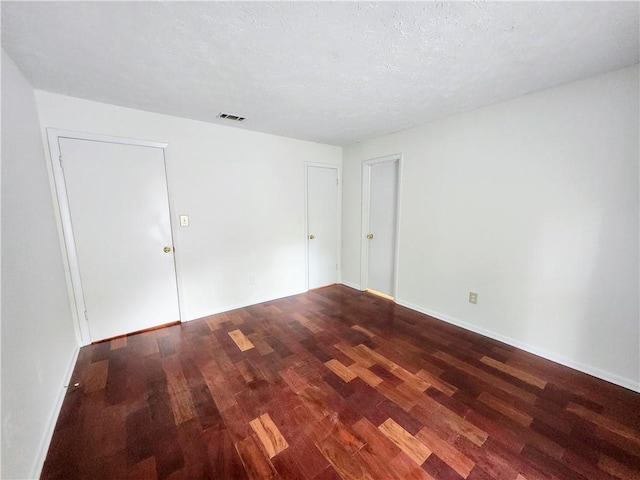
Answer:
[46,129,182,344]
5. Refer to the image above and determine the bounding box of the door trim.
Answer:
[304,162,342,291]
[45,128,184,345]
[360,154,402,299]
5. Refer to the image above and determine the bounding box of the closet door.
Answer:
[307,165,339,289]
[365,158,399,298]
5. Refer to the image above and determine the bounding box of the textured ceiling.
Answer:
[2,2,639,146]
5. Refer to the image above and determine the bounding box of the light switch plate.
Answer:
[179,214,189,227]
[469,292,478,304]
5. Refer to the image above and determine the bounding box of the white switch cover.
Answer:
[179,215,189,227]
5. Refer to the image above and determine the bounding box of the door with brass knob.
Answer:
[307,165,339,289]
[364,158,399,298]
[56,135,180,342]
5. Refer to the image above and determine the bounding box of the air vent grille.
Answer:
[218,112,245,122]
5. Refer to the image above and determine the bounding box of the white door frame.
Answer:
[304,162,342,291]
[360,154,402,298]
[46,128,184,345]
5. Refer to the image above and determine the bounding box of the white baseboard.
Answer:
[31,344,81,479]
[184,289,308,322]
[395,298,640,393]
[187,283,368,322]
[340,280,363,290]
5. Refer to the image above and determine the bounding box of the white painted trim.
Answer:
[161,148,187,328]
[47,128,168,149]
[340,280,363,290]
[46,129,92,344]
[396,298,640,393]
[183,289,308,321]
[304,162,342,290]
[31,345,80,479]
[360,153,402,299]
[45,128,182,345]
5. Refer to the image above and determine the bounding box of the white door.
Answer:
[366,159,398,297]
[59,137,179,341]
[307,165,338,289]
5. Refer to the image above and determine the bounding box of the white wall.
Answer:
[34,91,342,325]
[1,50,79,479]
[343,65,639,391]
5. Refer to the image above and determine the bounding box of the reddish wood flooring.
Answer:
[42,285,640,479]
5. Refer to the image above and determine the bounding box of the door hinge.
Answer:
[336,178,339,186]
[59,155,63,168]
[84,310,88,322]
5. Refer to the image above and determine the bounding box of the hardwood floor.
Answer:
[41,285,640,479]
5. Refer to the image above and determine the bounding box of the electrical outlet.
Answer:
[469,292,478,304]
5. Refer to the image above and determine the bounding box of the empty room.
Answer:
[1,2,639,479]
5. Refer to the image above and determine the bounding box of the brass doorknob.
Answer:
[309,235,315,240]
[367,234,374,239]
[163,246,172,253]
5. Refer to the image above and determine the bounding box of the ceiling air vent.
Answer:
[217,112,245,122]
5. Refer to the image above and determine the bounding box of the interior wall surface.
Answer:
[34,91,342,324]
[342,65,640,390]
[1,49,79,479]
